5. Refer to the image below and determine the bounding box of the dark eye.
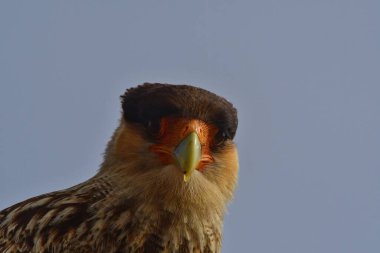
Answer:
[214,129,230,147]
[144,120,160,137]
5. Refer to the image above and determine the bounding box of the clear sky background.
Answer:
[0,1,379,252]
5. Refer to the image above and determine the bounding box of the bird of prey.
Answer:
[0,83,239,253]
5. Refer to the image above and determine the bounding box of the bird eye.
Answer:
[214,129,230,147]
[144,120,160,137]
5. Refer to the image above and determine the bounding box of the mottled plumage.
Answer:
[0,83,239,253]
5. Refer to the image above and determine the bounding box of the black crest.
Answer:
[121,83,238,139]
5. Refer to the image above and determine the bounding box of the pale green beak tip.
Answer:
[183,173,191,182]
[174,132,201,182]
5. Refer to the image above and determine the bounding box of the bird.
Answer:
[0,83,239,253]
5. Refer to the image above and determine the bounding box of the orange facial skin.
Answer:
[149,117,218,171]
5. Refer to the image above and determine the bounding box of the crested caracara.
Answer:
[0,83,239,253]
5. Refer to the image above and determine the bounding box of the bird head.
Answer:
[100,83,238,214]
[0,83,238,253]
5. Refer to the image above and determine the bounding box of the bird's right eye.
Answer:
[144,120,160,138]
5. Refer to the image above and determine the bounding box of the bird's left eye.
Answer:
[214,129,230,147]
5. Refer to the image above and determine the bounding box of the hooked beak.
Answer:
[149,117,216,182]
[174,132,201,182]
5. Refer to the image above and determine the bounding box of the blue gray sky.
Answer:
[1,1,379,252]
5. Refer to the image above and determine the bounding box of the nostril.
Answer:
[182,126,189,136]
